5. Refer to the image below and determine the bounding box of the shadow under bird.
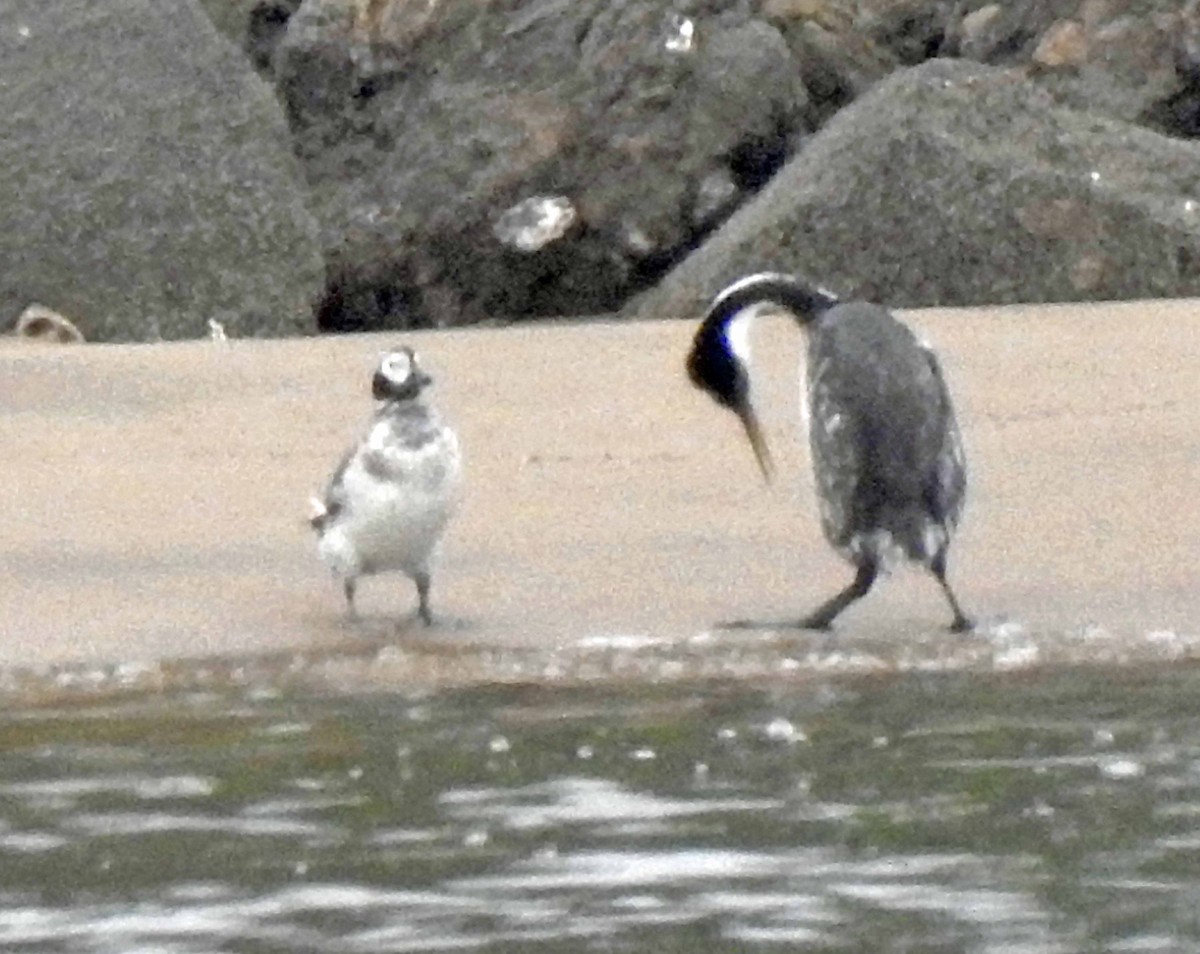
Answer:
[309,346,462,625]
[687,273,972,632]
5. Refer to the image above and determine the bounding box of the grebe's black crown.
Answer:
[372,346,433,402]
[708,273,839,326]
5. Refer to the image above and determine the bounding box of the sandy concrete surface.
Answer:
[1,300,1198,684]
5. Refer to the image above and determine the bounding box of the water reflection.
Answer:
[1,666,1200,951]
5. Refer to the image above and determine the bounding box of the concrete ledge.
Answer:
[1,299,1197,693]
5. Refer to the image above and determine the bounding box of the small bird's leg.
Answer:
[799,560,878,630]
[414,571,433,626]
[343,578,359,621]
[930,550,972,633]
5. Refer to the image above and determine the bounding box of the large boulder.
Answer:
[766,1,1200,132]
[0,0,324,342]
[631,57,1200,318]
[273,0,811,329]
[946,0,1189,128]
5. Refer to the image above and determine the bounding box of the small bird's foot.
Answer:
[342,578,359,621]
[949,614,975,634]
[414,572,433,627]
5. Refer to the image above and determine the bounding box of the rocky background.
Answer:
[5,0,1200,340]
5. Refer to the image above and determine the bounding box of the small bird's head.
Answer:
[372,346,433,402]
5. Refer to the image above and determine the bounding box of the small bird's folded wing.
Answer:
[309,450,353,532]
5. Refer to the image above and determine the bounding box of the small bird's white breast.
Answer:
[318,419,461,579]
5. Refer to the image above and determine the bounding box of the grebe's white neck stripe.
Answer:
[724,310,753,364]
[722,299,791,366]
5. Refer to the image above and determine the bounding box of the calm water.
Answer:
[2,664,1200,952]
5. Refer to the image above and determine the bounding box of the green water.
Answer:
[2,664,1200,952]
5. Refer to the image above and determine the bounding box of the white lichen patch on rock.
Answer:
[493,196,577,252]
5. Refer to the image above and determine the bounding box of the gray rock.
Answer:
[195,0,302,73]
[274,0,810,328]
[0,0,324,341]
[763,1,1196,133]
[194,0,257,45]
[786,22,896,123]
[629,58,1200,319]
[760,1,1196,134]
[944,0,1187,127]
[854,0,960,64]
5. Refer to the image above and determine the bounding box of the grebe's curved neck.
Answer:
[706,273,839,331]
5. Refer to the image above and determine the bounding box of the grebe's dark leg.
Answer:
[930,549,972,633]
[799,559,878,630]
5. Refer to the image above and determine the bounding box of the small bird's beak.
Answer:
[735,403,774,483]
[307,495,328,531]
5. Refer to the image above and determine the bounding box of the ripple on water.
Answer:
[2,666,1200,951]
[66,811,335,839]
[451,847,816,892]
[439,777,783,831]
[0,773,216,804]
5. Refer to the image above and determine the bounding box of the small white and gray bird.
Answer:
[309,346,462,625]
[687,272,971,632]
